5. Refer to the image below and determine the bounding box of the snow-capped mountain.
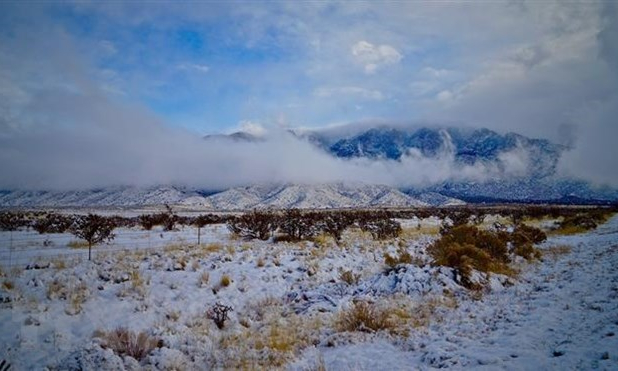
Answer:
[2,125,616,207]
[0,186,212,208]
[204,183,430,210]
[305,126,564,178]
[0,184,452,209]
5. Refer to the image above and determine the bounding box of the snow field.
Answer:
[0,214,616,370]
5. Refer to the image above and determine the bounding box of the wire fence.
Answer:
[0,225,229,268]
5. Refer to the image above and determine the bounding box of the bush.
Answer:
[435,225,510,263]
[359,218,402,240]
[510,224,545,260]
[33,213,74,234]
[384,248,414,269]
[227,211,276,240]
[556,210,613,234]
[278,209,318,241]
[208,302,233,329]
[428,242,492,288]
[0,212,29,231]
[339,269,360,285]
[139,205,178,231]
[95,327,161,361]
[428,225,512,288]
[335,301,394,333]
[318,213,353,242]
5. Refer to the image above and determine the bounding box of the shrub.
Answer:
[220,274,231,287]
[510,224,545,260]
[428,242,492,288]
[95,327,161,361]
[33,213,74,234]
[338,269,360,285]
[279,209,318,241]
[0,212,29,231]
[435,225,510,263]
[555,210,613,234]
[319,213,353,242]
[227,211,276,240]
[335,301,394,333]
[359,218,402,240]
[208,302,233,329]
[384,248,414,269]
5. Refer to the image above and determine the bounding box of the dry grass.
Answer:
[339,269,360,285]
[47,279,67,300]
[95,327,161,361]
[66,282,89,315]
[384,247,417,269]
[216,310,324,369]
[548,224,588,236]
[256,256,265,268]
[219,274,231,287]
[400,224,440,239]
[312,234,336,249]
[117,269,150,300]
[335,300,398,334]
[2,280,14,291]
[67,240,89,249]
[197,271,210,287]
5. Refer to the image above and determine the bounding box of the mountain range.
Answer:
[2,125,616,208]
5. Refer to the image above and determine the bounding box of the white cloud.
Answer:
[351,40,402,74]
[237,120,267,137]
[177,63,210,74]
[314,86,384,101]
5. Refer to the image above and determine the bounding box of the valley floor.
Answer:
[0,215,617,370]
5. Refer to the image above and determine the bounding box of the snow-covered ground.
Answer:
[0,215,616,370]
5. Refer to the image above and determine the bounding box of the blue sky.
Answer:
[0,1,617,188]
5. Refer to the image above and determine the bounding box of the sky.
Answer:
[0,1,617,190]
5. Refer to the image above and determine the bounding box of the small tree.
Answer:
[71,214,116,261]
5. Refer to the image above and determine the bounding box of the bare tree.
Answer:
[70,214,116,261]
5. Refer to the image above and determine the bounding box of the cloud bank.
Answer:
[0,1,616,189]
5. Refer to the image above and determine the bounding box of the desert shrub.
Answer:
[0,212,29,231]
[429,242,492,288]
[556,210,613,234]
[95,327,161,361]
[138,214,157,231]
[436,225,510,263]
[384,248,414,269]
[512,243,542,261]
[2,280,14,291]
[339,269,360,285]
[359,218,402,240]
[510,224,545,260]
[33,213,74,234]
[335,301,395,333]
[278,209,318,241]
[219,274,231,287]
[208,302,233,329]
[139,205,178,231]
[318,213,354,242]
[227,211,276,240]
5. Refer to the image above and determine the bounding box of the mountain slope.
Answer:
[0,184,448,209]
[306,126,564,178]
